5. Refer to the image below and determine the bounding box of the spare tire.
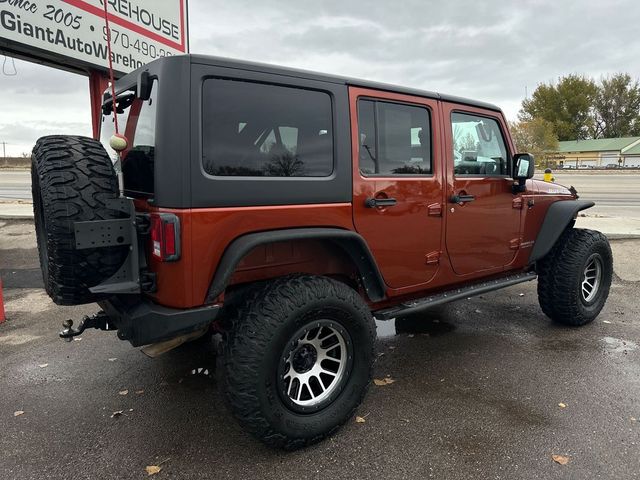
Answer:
[31,135,129,305]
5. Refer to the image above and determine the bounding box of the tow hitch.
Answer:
[59,311,116,342]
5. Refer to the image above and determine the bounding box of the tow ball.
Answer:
[59,311,116,342]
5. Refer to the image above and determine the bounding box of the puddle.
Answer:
[375,314,456,339]
[601,336,638,354]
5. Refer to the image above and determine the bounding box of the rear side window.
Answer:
[202,79,334,177]
[357,99,431,175]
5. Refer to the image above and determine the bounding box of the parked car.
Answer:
[30,54,612,449]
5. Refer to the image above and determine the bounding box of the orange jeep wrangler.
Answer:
[31,55,612,449]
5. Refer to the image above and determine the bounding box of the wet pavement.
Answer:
[1,220,639,479]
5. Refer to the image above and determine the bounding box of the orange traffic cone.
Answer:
[0,277,5,324]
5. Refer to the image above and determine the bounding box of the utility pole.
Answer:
[1,141,6,160]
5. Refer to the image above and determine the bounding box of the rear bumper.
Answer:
[99,297,221,347]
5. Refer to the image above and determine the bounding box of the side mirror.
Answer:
[513,153,535,179]
[512,153,535,192]
[137,70,152,101]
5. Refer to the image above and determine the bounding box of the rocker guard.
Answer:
[99,296,220,347]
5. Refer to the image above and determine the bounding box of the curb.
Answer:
[0,215,34,221]
[606,234,640,240]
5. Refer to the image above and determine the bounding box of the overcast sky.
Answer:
[2,0,640,156]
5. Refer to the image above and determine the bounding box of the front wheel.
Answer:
[219,275,375,449]
[537,228,613,326]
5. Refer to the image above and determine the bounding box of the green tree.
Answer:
[520,75,597,141]
[591,73,640,138]
[509,118,559,162]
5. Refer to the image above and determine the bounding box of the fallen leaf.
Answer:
[552,454,570,465]
[355,416,366,423]
[38,363,48,368]
[135,390,145,395]
[108,358,117,362]
[145,465,162,476]
[407,334,415,338]
[73,337,82,342]
[129,408,134,412]
[558,403,567,408]
[14,410,24,417]
[374,377,395,386]
[474,309,482,314]
[111,410,124,418]
[118,390,129,396]
[388,346,396,350]
[603,320,612,324]
[631,417,637,423]
[519,293,525,297]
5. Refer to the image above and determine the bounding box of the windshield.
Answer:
[100,81,157,195]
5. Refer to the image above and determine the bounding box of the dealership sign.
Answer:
[0,0,188,75]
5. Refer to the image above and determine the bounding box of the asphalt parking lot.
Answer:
[1,220,639,480]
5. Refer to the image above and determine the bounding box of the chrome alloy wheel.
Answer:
[581,253,603,303]
[279,322,351,411]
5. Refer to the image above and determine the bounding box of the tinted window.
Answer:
[451,112,509,176]
[202,79,333,177]
[357,99,431,175]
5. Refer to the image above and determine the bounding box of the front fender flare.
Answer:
[529,199,595,263]
[205,228,387,303]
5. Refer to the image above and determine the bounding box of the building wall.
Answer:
[622,155,640,167]
[557,151,607,168]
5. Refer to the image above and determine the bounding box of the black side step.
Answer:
[374,271,537,320]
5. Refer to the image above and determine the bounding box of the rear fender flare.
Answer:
[529,199,595,263]
[205,228,386,303]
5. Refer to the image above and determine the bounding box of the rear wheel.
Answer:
[31,135,128,305]
[537,228,612,326]
[219,275,375,449]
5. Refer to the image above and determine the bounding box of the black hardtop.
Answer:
[124,54,501,113]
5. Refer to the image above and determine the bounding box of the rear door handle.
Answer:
[365,197,397,208]
[450,194,475,204]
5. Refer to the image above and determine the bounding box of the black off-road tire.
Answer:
[31,135,128,305]
[537,228,612,326]
[219,275,375,450]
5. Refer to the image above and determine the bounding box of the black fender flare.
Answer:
[205,228,386,303]
[529,199,595,263]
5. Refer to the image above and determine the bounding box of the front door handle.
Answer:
[365,197,397,208]
[450,194,475,204]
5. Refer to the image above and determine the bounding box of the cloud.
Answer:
[188,0,640,110]
[2,0,640,155]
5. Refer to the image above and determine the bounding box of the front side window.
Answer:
[451,112,509,176]
[357,99,432,175]
[202,79,333,177]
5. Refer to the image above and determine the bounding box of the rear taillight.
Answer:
[149,213,180,261]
